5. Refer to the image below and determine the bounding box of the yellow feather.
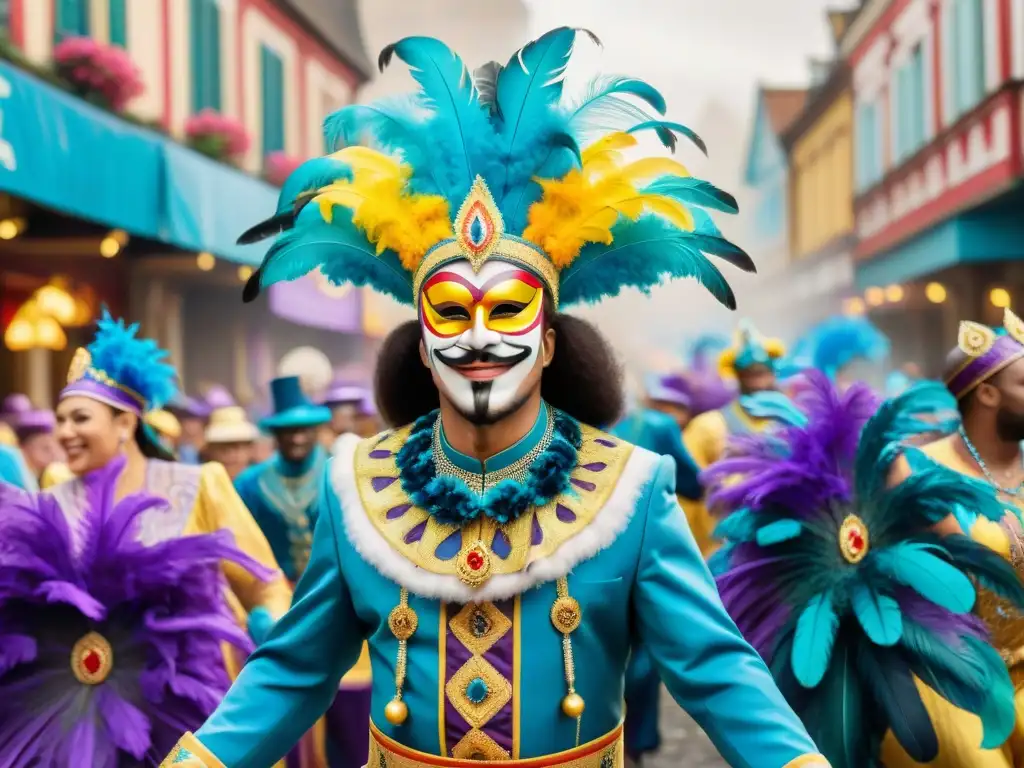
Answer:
[311,156,451,270]
[522,135,696,267]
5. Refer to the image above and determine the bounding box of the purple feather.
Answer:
[0,460,267,766]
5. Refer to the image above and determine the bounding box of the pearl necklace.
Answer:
[958,426,1024,498]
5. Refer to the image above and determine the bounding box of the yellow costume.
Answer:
[882,435,1024,767]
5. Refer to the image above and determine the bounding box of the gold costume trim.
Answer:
[353,424,633,582]
[445,654,513,728]
[368,720,624,767]
[782,756,831,768]
[159,733,226,768]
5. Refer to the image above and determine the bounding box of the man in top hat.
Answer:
[1,393,64,487]
[205,406,259,481]
[884,307,1024,766]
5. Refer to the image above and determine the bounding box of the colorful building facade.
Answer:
[782,46,857,328]
[844,0,1024,371]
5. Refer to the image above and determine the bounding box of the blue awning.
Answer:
[856,191,1024,289]
[0,61,280,266]
[161,143,277,266]
[0,61,165,238]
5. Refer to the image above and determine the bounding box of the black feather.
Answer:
[475,61,504,118]
[378,43,397,73]
[242,268,262,303]
[940,534,1024,608]
[858,644,938,762]
[690,234,756,273]
[236,212,294,245]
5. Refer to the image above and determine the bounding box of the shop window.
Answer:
[55,0,90,40]
[261,44,285,154]
[948,0,986,117]
[893,43,926,163]
[856,99,882,191]
[190,0,222,112]
[109,0,127,47]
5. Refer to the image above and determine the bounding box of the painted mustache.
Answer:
[434,343,532,369]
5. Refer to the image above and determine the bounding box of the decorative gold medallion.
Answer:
[551,596,582,634]
[451,728,511,760]
[67,347,91,385]
[453,176,504,272]
[71,631,113,685]
[839,514,869,564]
[958,321,997,357]
[387,603,419,641]
[455,541,493,588]
[1005,308,1024,346]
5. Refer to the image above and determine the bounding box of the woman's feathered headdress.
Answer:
[238,29,753,310]
[0,457,273,766]
[705,374,1023,766]
[717,319,786,378]
[61,310,178,416]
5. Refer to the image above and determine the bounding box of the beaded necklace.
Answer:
[958,426,1024,498]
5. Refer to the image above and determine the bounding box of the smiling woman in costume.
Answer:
[164,28,827,768]
[48,312,292,685]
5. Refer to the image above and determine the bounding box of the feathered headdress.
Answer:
[686,332,730,376]
[0,457,272,766]
[705,373,1022,766]
[61,309,178,416]
[650,371,734,416]
[788,315,891,381]
[238,28,753,311]
[717,319,786,378]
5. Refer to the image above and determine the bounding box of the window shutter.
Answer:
[941,0,956,125]
[56,0,90,40]
[261,45,285,155]
[109,0,127,47]
[190,0,222,112]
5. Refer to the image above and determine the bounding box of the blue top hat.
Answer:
[258,376,331,431]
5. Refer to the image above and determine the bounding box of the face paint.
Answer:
[420,259,545,424]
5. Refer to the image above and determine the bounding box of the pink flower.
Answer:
[185,109,252,161]
[263,152,303,186]
[53,36,145,112]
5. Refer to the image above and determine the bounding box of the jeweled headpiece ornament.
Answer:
[60,310,177,415]
[717,320,785,378]
[945,308,1024,399]
[237,29,753,311]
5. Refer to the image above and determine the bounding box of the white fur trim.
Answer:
[331,435,661,601]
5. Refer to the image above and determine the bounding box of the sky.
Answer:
[357,0,847,373]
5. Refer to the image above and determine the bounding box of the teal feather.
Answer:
[627,119,706,155]
[83,310,177,410]
[642,177,738,214]
[559,216,736,308]
[377,36,497,205]
[873,543,976,614]
[755,518,803,546]
[567,74,668,142]
[938,534,1024,608]
[969,636,1018,748]
[256,209,411,304]
[714,508,758,542]
[850,583,902,646]
[740,391,808,427]
[804,642,870,768]
[792,591,839,688]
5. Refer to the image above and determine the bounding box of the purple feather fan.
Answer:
[657,371,735,416]
[0,457,273,767]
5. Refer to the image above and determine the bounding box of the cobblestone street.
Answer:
[642,688,727,768]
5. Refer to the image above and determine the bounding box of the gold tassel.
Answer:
[551,576,584,745]
[384,587,418,725]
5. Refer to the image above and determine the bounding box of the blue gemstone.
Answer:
[465,676,489,704]
[469,215,485,245]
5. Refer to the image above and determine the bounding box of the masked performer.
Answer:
[0,457,270,766]
[709,372,1024,767]
[880,309,1024,767]
[164,29,828,768]
[48,312,292,677]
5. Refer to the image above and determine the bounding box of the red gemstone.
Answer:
[82,650,101,675]
[467,551,484,571]
[847,529,865,553]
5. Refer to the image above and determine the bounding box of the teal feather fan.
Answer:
[708,373,1024,767]
[237,28,752,312]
